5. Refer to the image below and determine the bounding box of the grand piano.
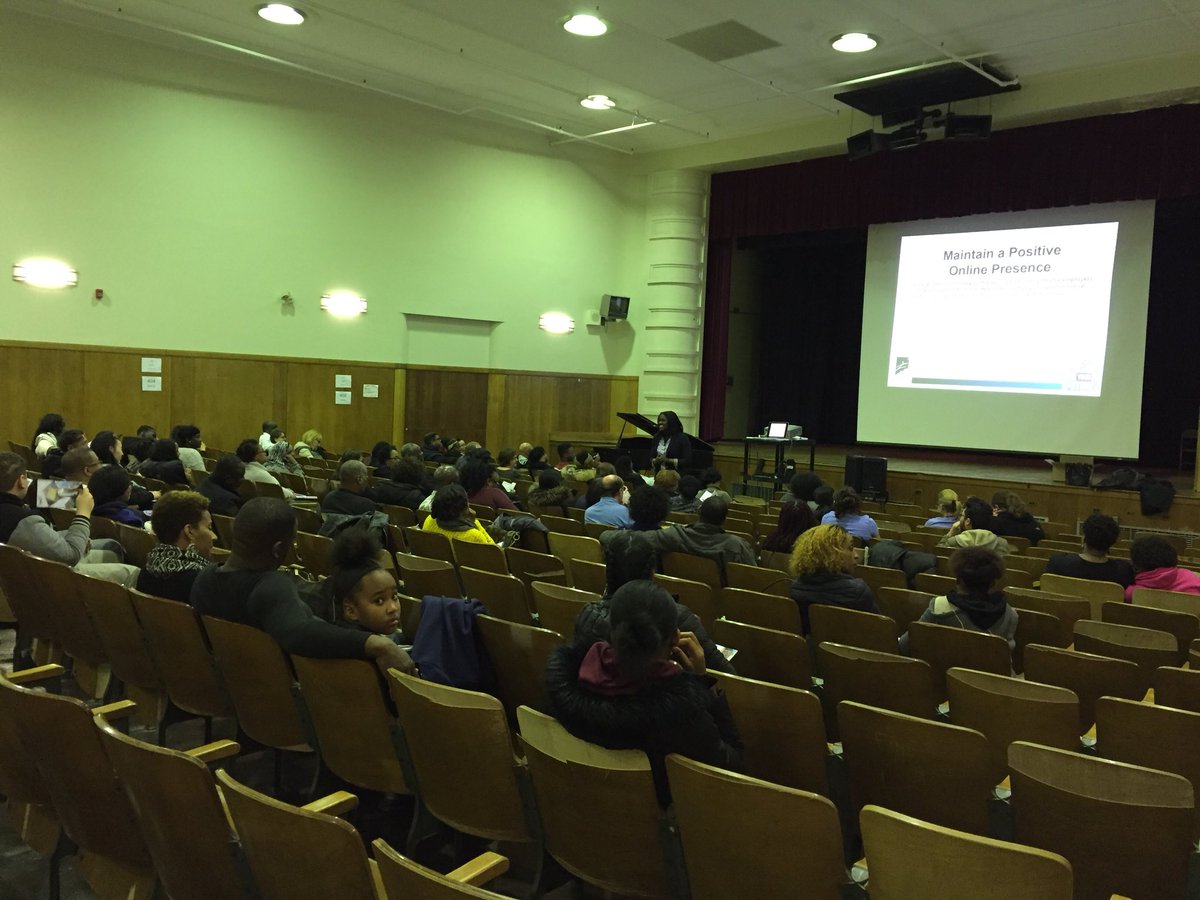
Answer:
[598,412,715,474]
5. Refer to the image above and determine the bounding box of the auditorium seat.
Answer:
[1132,585,1200,618]
[452,539,508,575]
[913,572,956,595]
[1006,588,1091,645]
[373,839,510,899]
[667,754,847,900]
[725,561,790,595]
[1012,607,1064,673]
[1022,644,1143,731]
[397,554,463,599]
[459,567,532,624]
[876,587,933,636]
[816,643,936,740]
[653,573,718,632]
[475,615,564,723]
[1040,573,1124,619]
[1008,741,1193,900]
[758,550,792,573]
[808,605,899,658]
[661,551,722,590]
[906,621,1011,703]
[540,514,585,536]
[0,664,63,874]
[1072,619,1177,692]
[1101,600,1196,663]
[379,503,415,528]
[569,558,607,594]
[290,504,324,534]
[710,619,810,690]
[856,564,908,596]
[859,805,1072,900]
[710,671,829,795]
[1155,665,1200,714]
[210,513,236,549]
[517,706,678,900]
[529,581,600,642]
[718,587,803,635]
[21,555,109,698]
[505,547,567,591]
[405,526,456,563]
[294,530,336,578]
[839,701,993,836]
[546,531,602,575]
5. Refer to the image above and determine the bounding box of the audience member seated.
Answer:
[122,435,153,469]
[493,447,522,483]
[1125,535,1200,602]
[200,454,247,517]
[654,468,680,501]
[628,486,670,534]
[989,490,1045,546]
[40,428,87,478]
[368,458,426,511]
[30,413,65,459]
[0,452,137,585]
[419,464,459,513]
[652,410,692,472]
[524,445,549,476]
[788,523,878,633]
[398,442,436,491]
[293,429,326,460]
[421,484,495,544]
[459,456,516,510]
[191,498,415,673]
[258,420,280,452]
[136,490,215,602]
[136,424,158,442]
[369,441,399,475]
[784,472,824,512]
[89,465,149,527]
[53,446,102,492]
[339,448,366,465]
[516,441,533,466]
[92,432,154,510]
[938,498,1012,556]
[309,529,404,643]
[1045,512,1135,588]
[321,460,378,516]
[584,475,633,529]
[812,484,834,521]
[554,442,574,471]
[237,439,294,500]
[544,579,742,806]
[422,432,445,462]
[924,489,960,528]
[654,497,756,574]
[574,531,733,674]
[170,424,206,472]
[138,439,189,486]
[670,475,702,513]
[898,547,1018,654]
[697,467,731,503]
[561,450,598,482]
[820,486,879,545]
[615,454,653,489]
[265,440,304,477]
[761,499,817,553]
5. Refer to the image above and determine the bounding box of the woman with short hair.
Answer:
[136,490,216,602]
[421,484,495,544]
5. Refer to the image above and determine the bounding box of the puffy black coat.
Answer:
[543,641,743,806]
[990,511,1045,547]
[369,479,425,511]
[573,598,734,674]
[788,572,878,634]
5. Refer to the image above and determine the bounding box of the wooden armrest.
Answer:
[1142,687,1155,704]
[302,791,358,817]
[185,740,241,764]
[5,664,66,685]
[531,569,566,580]
[93,699,138,720]
[446,851,509,887]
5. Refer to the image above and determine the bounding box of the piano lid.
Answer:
[616,412,658,435]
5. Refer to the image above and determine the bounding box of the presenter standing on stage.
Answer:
[652,410,692,472]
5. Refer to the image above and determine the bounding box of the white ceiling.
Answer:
[13,0,1200,161]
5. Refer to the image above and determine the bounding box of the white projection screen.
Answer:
[857,200,1155,457]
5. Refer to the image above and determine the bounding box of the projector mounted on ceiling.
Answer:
[848,110,993,160]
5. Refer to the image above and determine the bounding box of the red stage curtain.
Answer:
[699,239,732,442]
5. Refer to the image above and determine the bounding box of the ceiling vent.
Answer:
[667,20,781,63]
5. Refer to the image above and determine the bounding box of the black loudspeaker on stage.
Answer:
[844,454,888,500]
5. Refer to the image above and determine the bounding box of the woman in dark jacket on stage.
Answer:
[652,410,691,471]
[544,578,743,806]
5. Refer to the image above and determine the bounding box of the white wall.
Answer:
[0,9,648,375]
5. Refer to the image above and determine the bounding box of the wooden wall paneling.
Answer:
[170,356,286,454]
[284,362,394,456]
[81,352,171,442]
[391,369,407,448]
[607,378,641,426]
[403,369,489,446]
[485,373,507,454]
[0,344,85,450]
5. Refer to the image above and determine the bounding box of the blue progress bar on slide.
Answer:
[911,377,1062,390]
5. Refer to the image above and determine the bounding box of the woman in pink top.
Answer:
[1125,535,1200,602]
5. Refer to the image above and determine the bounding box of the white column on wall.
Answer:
[639,170,710,433]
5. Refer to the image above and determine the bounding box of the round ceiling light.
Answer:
[257,4,306,25]
[563,14,607,37]
[580,94,616,110]
[831,32,878,53]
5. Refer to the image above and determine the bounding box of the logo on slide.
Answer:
[894,356,909,374]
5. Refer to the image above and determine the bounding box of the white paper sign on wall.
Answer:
[141,376,163,392]
[141,357,162,373]
[335,374,352,388]
[334,390,352,405]
[362,383,379,398]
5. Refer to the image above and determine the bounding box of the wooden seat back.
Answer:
[115,523,156,568]
[725,562,790,595]
[718,586,803,635]
[913,572,957,595]
[505,547,567,591]
[839,700,993,836]
[1011,606,1063,673]
[1102,600,1196,662]
[1073,619,1177,692]
[516,706,674,899]
[653,573,718,633]
[540,514,585,536]
[1005,589,1090,645]
[1009,740,1194,900]
[946,667,1079,783]
[210,513,236,549]
[405,526,457,563]
[0,543,61,656]
[1132,586,1200,619]
[388,671,534,845]
[294,530,335,578]
[710,672,828,795]
[475,615,564,722]
[907,621,1011,702]
[372,840,509,899]
[546,532,603,572]
[94,711,249,900]
[1156,665,1200,714]
[817,643,936,740]
[876,587,933,636]
[661,551,723,590]
[667,755,845,900]
[22,556,110,696]
[459,567,532,624]
[808,605,898,656]
[397,553,463,598]
[859,805,1072,900]
[1040,572,1124,619]
[452,539,508,575]
[291,656,410,795]
[856,564,908,595]
[710,619,810,689]
[0,665,60,858]
[215,769,379,900]
[569,558,608,594]
[201,615,310,750]
[530,581,599,642]
[1022,644,1142,731]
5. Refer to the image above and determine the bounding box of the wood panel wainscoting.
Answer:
[0,340,639,459]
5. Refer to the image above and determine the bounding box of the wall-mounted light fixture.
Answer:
[320,291,367,317]
[13,259,78,288]
[539,312,575,334]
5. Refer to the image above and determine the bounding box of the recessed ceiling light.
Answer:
[257,4,306,26]
[563,14,607,37]
[580,94,616,110]
[831,32,878,53]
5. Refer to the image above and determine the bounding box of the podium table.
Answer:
[741,436,816,494]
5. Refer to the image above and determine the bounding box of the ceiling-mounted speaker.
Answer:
[944,113,992,141]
